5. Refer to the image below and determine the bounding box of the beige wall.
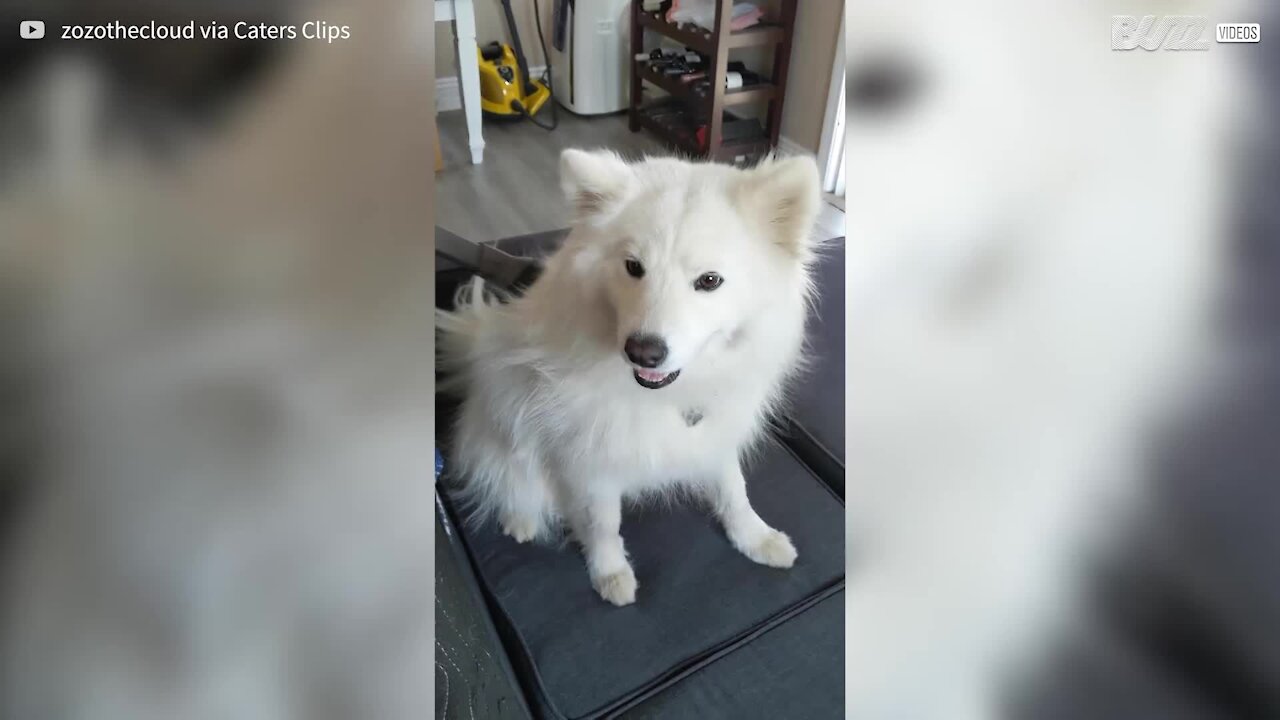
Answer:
[435,1,842,153]
[778,1,842,152]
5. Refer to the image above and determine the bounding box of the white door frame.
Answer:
[815,14,845,195]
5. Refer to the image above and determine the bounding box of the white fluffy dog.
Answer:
[438,150,822,606]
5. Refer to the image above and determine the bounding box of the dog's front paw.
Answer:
[739,529,797,569]
[591,566,638,606]
[500,514,538,543]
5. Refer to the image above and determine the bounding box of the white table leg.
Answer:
[451,0,485,165]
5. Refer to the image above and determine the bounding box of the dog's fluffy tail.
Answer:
[435,276,508,395]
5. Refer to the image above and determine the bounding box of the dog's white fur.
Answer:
[845,1,1255,717]
[438,151,822,605]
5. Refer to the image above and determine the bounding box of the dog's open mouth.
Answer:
[633,368,680,389]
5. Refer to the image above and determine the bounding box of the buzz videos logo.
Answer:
[1113,16,1261,50]
[1113,15,1212,50]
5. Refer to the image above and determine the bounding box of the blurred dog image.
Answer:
[438,151,821,606]
[844,1,1259,718]
[0,1,436,719]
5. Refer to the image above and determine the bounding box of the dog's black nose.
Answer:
[624,334,668,368]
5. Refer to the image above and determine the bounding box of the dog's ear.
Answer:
[736,155,821,258]
[560,149,635,226]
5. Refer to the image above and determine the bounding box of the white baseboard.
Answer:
[436,66,547,113]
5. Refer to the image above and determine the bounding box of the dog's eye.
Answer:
[848,55,923,116]
[694,272,723,292]
[625,258,645,278]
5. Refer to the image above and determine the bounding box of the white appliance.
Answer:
[549,0,631,115]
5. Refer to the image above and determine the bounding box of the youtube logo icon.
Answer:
[20,20,45,39]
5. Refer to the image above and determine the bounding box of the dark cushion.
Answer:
[776,241,846,494]
[437,441,844,719]
[618,590,845,719]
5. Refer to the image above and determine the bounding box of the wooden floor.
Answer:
[436,108,845,243]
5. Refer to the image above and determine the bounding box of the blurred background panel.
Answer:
[1013,14,1280,717]
[844,1,1278,719]
[0,1,437,719]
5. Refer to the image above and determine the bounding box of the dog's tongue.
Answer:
[636,369,668,382]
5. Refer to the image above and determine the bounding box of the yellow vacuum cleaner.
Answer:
[477,0,557,129]
[478,43,550,119]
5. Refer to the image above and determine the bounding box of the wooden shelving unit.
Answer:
[629,0,798,163]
